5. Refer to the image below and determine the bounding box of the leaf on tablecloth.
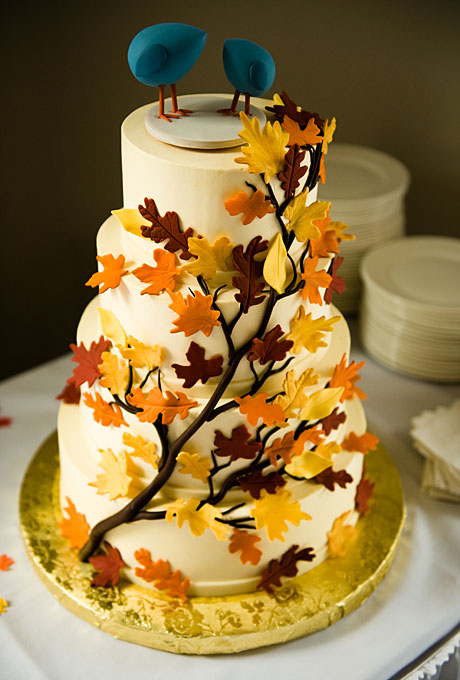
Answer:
[0,554,14,571]
[0,598,9,614]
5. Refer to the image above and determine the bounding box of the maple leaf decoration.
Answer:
[266,91,325,128]
[235,112,289,183]
[129,386,198,425]
[69,336,110,387]
[238,469,286,499]
[301,256,332,305]
[89,449,142,500]
[213,425,262,461]
[224,190,274,225]
[321,407,347,435]
[134,548,190,601]
[356,470,375,514]
[315,467,353,492]
[282,116,322,147]
[287,307,340,354]
[235,393,286,427]
[85,254,128,293]
[257,544,315,593]
[138,197,193,260]
[342,431,379,454]
[57,497,90,549]
[278,144,307,199]
[90,542,125,587]
[0,554,14,571]
[56,380,81,404]
[133,249,180,295]
[172,341,223,388]
[329,354,366,402]
[248,325,293,364]
[168,290,221,337]
[251,488,311,541]
[83,391,128,427]
[184,236,234,280]
[324,256,346,304]
[232,235,268,313]
[229,529,262,566]
[309,213,341,258]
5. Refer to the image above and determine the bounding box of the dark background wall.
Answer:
[2,0,459,380]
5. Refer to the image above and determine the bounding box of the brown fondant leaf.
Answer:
[232,236,268,313]
[90,542,125,587]
[69,336,110,388]
[266,91,324,128]
[321,407,347,435]
[257,544,315,593]
[278,144,307,199]
[229,529,262,566]
[264,431,296,468]
[315,467,353,491]
[172,341,223,388]
[248,325,293,365]
[224,190,274,225]
[238,469,286,499]
[213,425,262,461]
[355,471,375,514]
[324,256,346,304]
[139,197,193,260]
[57,497,90,549]
[56,380,81,404]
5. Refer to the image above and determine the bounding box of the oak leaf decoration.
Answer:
[301,255,332,304]
[315,467,353,491]
[274,368,320,419]
[129,386,198,425]
[235,392,286,427]
[183,236,234,280]
[309,214,341,257]
[229,529,262,566]
[284,191,329,243]
[293,427,326,452]
[286,307,340,354]
[213,425,262,461]
[85,254,128,293]
[321,407,347,435]
[251,488,311,542]
[329,354,366,401]
[238,469,286,499]
[235,112,289,183]
[165,498,230,541]
[122,432,158,468]
[172,341,223,388]
[139,197,193,260]
[224,190,274,225]
[134,548,190,600]
[168,290,221,337]
[57,497,90,549]
[69,336,110,387]
[278,144,307,199]
[248,325,293,364]
[132,249,180,295]
[282,116,322,147]
[328,512,358,558]
[0,554,14,571]
[82,391,128,427]
[266,91,325,128]
[90,542,125,587]
[342,431,379,454]
[263,233,288,294]
[89,449,142,500]
[99,351,129,396]
[324,256,346,304]
[232,235,268,313]
[56,380,81,404]
[257,544,315,593]
[264,431,297,467]
[120,336,163,371]
[356,472,375,514]
[177,451,211,482]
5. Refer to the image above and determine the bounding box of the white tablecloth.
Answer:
[1,335,459,680]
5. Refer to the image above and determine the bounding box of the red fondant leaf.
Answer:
[238,469,286,499]
[69,336,110,388]
[82,391,128,427]
[266,91,324,128]
[356,470,375,514]
[229,529,262,566]
[248,325,293,365]
[134,548,190,601]
[56,380,81,404]
[0,554,14,571]
[257,544,316,593]
[90,542,125,587]
[172,341,223,388]
[315,467,353,491]
[213,425,262,461]
[232,236,268,313]
[139,197,193,260]
[321,407,347,435]
[324,256,346,304]
[278,144,307,199]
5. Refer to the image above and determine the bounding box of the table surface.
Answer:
[1,329,459,680]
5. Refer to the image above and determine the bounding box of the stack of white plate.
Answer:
[318,143,410,313]
[360,236,460,382]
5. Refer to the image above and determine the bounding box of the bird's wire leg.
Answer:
[170,83,192,116]
[158,84,179,122]
[244,92,251,115]
[217,89,241,116]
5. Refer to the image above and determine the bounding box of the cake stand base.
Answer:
[19,432,405,655]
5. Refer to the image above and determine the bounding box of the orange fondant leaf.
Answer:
[134,548,190,601]
[229,529,262,566]
[98,351,129,396]
[328,512,358,557]
[264,431,296,468]
[168,290,221,337]
[82,391,128,427]
[342,431,379,454]
[132,249,180,295]
[129,386,198,425]
[282,115,322,147]
[329,354,366,401]
[301,255,332,304]
[235,392,286,427]
[309,214,341,257]
[85,254,128,293]
[57,497,90,549]
[224,190,274,225]
[0,554,14,571]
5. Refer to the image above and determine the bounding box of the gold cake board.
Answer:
[19,431,405,655]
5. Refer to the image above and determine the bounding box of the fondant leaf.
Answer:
[172,341,223,388]
[112,208,149,237]
[285,441,342,479]
[327,512,358,557]
[89,449,142,500]
[278,144,307,199]
[248,325,293,364]
[315,467,353,491]
[90,542,125,587]
[99,351,129,396]
[85,254,128,294]
[342,431,379,454]
[324,256,346,304]
[282,116,322,147]
[263,233,288,294]
[122,432,158,468]
[69,336,110,387]
[321,407,347,435]
[183,236,234,280]
[235,393,286,427]
[139,197,193,260]
[129,386,198,425]
[356,471,375,514]
[266,91,324,128]
[213,425,262,461]
[329,354,366,402]
[133,249,180,295]
[134,548,190,600]
[251,488,311,542]
[120,335,163,371]
[322,117,336,155]
[264,431,297,467]
[177,451,211,482]
[301,256,332,305]
[235,113,289,183]
[301,387,344,421]
[274,368,320,419]
[238,469,286,499]
[284,192,329,243]
[57,497,90,549]
[82,391,128,427]
[309,214,341,257]
[56,381,81,405]
[224,190,274,225]
[257,544,315,593]
[232,236,268,313]
[168,290,221,337]
[98,308,127,348]
[286,307,340,354]
[165,498,230,540]
[229,529,262,566]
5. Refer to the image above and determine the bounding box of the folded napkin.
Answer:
[410,399,460,501]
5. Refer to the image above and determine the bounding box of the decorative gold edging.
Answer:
[19,431,405,654]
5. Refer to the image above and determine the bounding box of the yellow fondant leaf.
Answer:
[287,307,340,354]
[99,351,129,396]
[122,432,158,468]
[165,498,228,540]
[235,113,289,183]
[120,335,163,371]
[285,441,342,479]
[284,192,330,243]
[89,449,142,500]
[199,504,231,541]
[177,451,211,482]
[263,233,288,294]
[0,598,9,615]
[274,368,320,419]
[183,236,234,280]
[112,208,150,237]
[301,387,344,421]
[251,488,311,542]
[98,308,127,348]
[322,117,336,155]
